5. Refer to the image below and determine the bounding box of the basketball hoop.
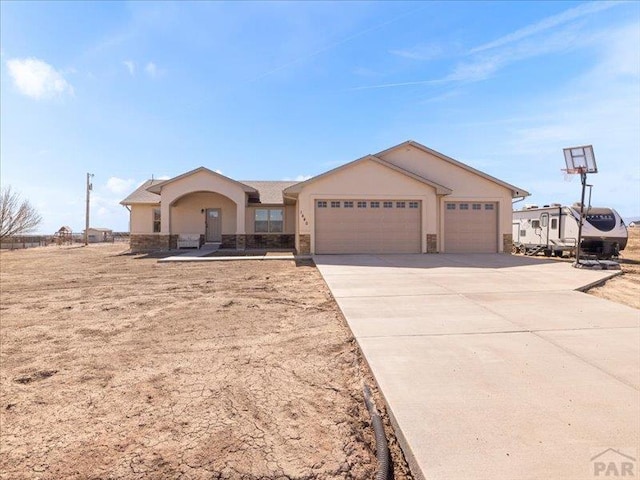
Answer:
[562,146,597,174]
[561,145,598,267]
[561,166,588,175]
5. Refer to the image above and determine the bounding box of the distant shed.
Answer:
[85,228,113,243]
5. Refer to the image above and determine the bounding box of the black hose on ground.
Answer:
[363,384,391,480]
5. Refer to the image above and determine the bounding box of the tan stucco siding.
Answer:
[285,205,295,233]
[130,204,158,234]
[244,205,295,234]
[296,159,437,254]
[379,145,514,251]
[159,170,247,234]
[171,192,237,234]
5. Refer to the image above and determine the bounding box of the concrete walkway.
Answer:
[314,254,640,480]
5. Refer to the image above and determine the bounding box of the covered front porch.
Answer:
[168,191,241,248]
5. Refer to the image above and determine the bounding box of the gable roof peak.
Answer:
[146,167,258,195]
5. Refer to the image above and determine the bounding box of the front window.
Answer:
[153,208,161,233]
[255,209,283,233]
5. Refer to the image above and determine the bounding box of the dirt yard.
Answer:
[588,228,640,309]
[0,244,412,480]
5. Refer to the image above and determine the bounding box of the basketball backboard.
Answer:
[563,145,597,174]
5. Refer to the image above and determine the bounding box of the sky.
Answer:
[1,1,639,234]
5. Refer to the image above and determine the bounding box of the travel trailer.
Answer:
[512,203,628,258]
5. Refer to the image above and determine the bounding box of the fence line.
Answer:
[0,233,130,250]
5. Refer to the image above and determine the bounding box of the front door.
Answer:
[205,209,222,242]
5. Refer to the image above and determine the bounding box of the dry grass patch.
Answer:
[0,244,411,480]
[587,228,640,309]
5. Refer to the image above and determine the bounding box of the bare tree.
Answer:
[0,186,43,239]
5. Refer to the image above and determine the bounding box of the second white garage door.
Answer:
[315,200,421,254]
[444,201,498,253]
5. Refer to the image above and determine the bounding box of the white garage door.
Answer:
[444,201,498,253]
[315,200,421,254]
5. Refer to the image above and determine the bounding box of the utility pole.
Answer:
[85,173,94,246]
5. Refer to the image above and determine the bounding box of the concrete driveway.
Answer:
[314,254,640,480]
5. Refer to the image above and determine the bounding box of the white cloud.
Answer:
[145,61,160,78]
[6,57,74,99]
[123,60,135,76]
[469,1,620,54]
[352,2,623,91]
[295,174,312,181]
[105,177,136,195]
[444,24,584,83]
[390,43,444,61]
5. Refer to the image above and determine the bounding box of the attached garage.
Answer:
[283,141,528,255]
[315,199,421,254]
[444,201,498,253]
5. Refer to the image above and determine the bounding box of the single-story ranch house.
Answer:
[121,140,529,254]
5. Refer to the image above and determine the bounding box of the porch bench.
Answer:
[177,233,202,249]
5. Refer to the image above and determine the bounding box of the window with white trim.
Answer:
[255,209,283,233]
[153,208,161,233]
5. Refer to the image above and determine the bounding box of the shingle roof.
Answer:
[241,181,300,204]
[120,179,298,205]
[120,179,162,205]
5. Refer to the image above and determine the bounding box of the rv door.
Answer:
[540,213,550,247]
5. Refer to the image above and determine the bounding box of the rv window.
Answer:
[531,219,541,229]
[551,219,558,229]
[520,229,526,237]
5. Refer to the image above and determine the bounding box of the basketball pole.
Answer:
[575,170,587,266]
